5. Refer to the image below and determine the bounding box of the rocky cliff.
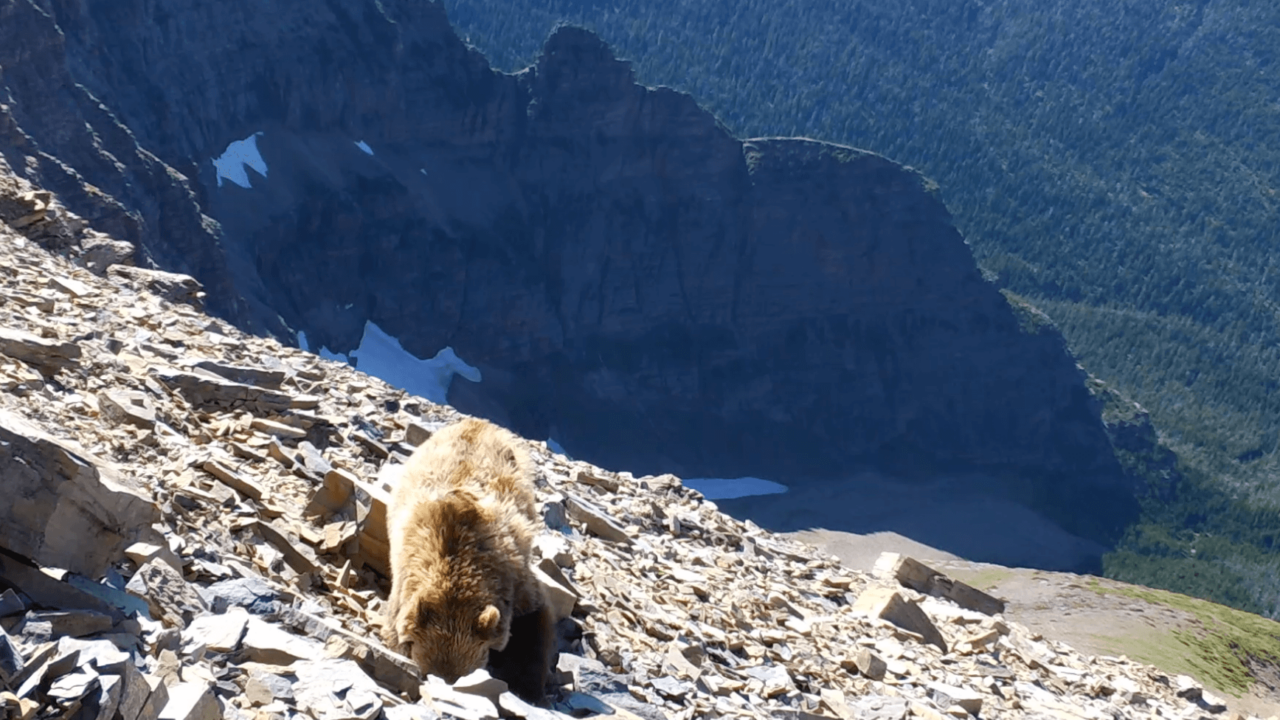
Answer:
[0,0,1148,543]
[0,206,1265,720]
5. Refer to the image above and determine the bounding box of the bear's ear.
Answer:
[476,605,502,640]
[412,597,436,631]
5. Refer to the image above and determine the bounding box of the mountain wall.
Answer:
[0,0,1147,542]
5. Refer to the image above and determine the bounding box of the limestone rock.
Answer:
[125,559,208,629]
[873,553,1006,616]
[0,326,79,372]
[181,609,249,654]
[0,410,160,579]
[153,369,292,413]
[99,391,158,429]
[79,233,135,275]
[155,680,219,720]
[563,494,633,545]
[238,618,322,666]
[107,266,205,311]
[293,659,383,720]
[851,587,948,653]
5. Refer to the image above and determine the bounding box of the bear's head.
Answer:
[397,590,511,684]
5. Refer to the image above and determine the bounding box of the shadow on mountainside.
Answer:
[714,471,1110,574]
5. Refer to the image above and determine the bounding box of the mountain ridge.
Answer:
[0,3,1161,555]
[0,178,1274,719]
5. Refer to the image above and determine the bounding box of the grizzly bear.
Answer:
[381,416,553,701]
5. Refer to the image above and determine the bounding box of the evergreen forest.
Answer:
[439,0,1280,616]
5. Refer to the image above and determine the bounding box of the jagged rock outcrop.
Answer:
[0,198,1268,720]
[0,0,1149,543]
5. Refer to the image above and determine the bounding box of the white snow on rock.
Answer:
[348,321,481,405]
[212,132,268,188]
[300,323,480,403]
[354,140,374,156]
[681,477,789,500]
[297,330,349,363]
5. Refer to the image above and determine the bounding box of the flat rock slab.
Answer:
[0,410,160,578]
[98,390,157,429]
[851,587,948,653]
[197,577,281,616]
[564,494,632,545]
[0,326,80,371]
[153,368,293,413]
[107,266,205,311]
[182,609,249,654]
[189,359,286,388]
[293,659,383,720]
[26,610,113,639]
[156,680,219,720]
[238,617,322,666]
[874,552,1006,616]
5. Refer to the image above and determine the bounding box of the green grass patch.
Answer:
[947,566,1015,593]
[1086,579,1280,696]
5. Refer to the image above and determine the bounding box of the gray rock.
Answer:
[405,421,434,447]
[292,659,383,720]
[237,617,322,666]
[557,653,627,695]
[152,368,293,413]
[114,660,153,720]
[848,695,911,720]
[563,494,632,545]
[181,609,249,654]
[0,627,23,685]
[295,441,333,475]
[13,616,53,645]
[98,390,157,429]
[156,680,220,720]
[243,669,294,703]
[55,636,130,673]
[107,266,205,311]
[189,359,286,388]
[850,587,948,653]
[384,706,442,720]
[27,609,114,639]
[498,692,566,720]
[0,589,28,617]
[0,326,80,371]
[125,558,208,629]
[47,667,100,701]
[80,233,136,275]
[0,410,161,579]
[198,576,281,616]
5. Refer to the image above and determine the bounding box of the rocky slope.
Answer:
[0,0,1163,547]
[0,167,1269,720]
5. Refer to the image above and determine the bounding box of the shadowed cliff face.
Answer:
[0,0,1143,544]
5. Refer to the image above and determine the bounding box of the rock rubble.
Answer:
[0,208,1266,720]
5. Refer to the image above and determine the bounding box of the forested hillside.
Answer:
[440,0,1280,615]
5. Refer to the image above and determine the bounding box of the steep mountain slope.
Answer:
[437,0,1280,617]
[439,0,1280,503]
[0,0,1160,558]
[0,178,1274,720]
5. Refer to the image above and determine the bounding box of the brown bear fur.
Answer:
[381,417,552,697]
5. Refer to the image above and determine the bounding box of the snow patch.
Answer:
[681,477,789,500]
[297,329,349,363]
[348,321,481,404]
[300,323,481,403]
[212,132,268,188]
[355,140,374,156]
